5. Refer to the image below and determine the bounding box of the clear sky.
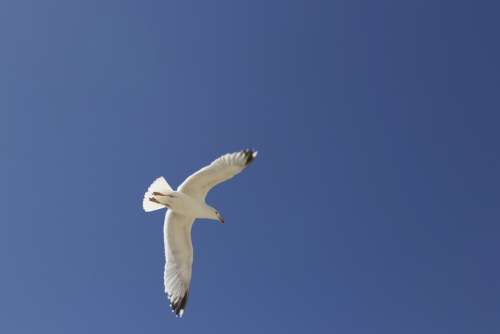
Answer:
[2,1,499,333]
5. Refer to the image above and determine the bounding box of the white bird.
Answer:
[142,149,258,317]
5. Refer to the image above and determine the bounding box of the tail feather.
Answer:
[143,177,173,212]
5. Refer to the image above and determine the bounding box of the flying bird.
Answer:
[142,149,258,317]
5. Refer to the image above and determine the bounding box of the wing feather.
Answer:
[178,149,257,200]
[163,211,194,317]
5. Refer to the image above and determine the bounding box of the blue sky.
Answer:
[2,0,499,333]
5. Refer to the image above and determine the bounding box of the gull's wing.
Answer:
[178,149,257,200]
[163,211,194,317]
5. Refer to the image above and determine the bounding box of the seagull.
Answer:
[142,149,258,317]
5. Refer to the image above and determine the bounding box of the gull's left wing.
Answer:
[163,211,194,317]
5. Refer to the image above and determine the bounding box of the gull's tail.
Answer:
[143,177,173,212]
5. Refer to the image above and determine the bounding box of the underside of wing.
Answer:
[178,149,257,200]
[163,211,194,317]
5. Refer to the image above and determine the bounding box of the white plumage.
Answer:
[143,149,257,317]
[143,177,173,212]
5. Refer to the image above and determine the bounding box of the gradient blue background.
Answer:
[2,1,499,333]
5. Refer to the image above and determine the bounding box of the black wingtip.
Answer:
[242,149,258,166]
[170,291,189,318]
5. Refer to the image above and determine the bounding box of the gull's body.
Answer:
[142,149,257,317]
[153,191,216,219]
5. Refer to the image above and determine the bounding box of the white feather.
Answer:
[143,177,173,212]
[178,150,257,200]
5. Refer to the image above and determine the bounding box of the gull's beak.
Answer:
[217,213,224,224]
